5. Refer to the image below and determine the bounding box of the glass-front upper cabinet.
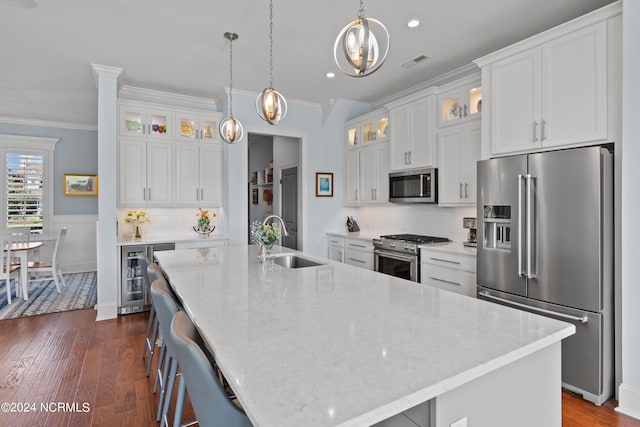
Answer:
[119,101,173,140]
[437,76,482,128]
[175,111,221,143]
[345,109,390,149]
[345,119,358,149]
[361,115,389,144]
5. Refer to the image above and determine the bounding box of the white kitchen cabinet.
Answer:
[359,143,390,204]
[344,109,389,149]
[175,142,222,206]
[387,92,436,172]
[437,76,482,128]
[345,150,360,205]
[420,246,476,297]
[482,20,608,156]
[327,235,345,262]
[118,138,173,206]
[437,120,481,206]
[174,110,221,143]
[344,238,374,270]
[119,101,172,140]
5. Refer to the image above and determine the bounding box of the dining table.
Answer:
[154,245,574,427]
[7,241,43,300]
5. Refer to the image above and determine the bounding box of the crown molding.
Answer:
[0,134,60,149]
[119,86,217,111]
[372,63,479,109]
[0,115,97,131]
[90,64,124,89]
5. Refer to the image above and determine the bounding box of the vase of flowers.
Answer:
[251,220,281,265]
[194,208,216,238]
[125,209,150,240]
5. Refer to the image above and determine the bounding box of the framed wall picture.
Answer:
[63,174,98,196]
[315,172,333,197]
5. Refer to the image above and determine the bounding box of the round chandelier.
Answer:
[333,0,390,77]
[219,32,244,144]
[256,0,287,125]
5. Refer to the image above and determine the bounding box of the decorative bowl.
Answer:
[193,225,215,237]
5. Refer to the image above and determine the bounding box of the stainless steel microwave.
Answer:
[389,168,437,203]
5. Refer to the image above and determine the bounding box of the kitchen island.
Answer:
[154,245,575,427]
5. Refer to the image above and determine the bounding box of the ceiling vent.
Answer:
[400,54,430,69]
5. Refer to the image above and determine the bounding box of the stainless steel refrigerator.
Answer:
[476,145,613,405]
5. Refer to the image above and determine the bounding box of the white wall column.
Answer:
[91,64,122,321]
[618,0,640,420]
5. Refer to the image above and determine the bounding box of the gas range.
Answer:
[374,234,450,255]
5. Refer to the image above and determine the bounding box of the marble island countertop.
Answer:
[155,245,574,427]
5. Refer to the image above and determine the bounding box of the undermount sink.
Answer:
[273,253,325,269]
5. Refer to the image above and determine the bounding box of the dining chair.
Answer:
[1,235,21,304]
[150,278,185,427]
[27,227,67,293]
[170,311,252,427]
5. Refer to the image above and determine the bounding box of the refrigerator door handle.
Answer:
[517,174,525,277]
[478,292,589,324]
[526,173,534,279]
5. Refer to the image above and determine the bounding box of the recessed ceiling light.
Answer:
[326,72,335,79]
[407,19,420,29]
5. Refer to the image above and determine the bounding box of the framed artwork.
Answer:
[315,172,333,197]
[252,188,259,204]
[63,174,98,196]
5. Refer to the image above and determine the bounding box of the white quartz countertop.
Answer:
[326,231,381,241]
[117,233,228,246]
[155,245,574,427]
[419,241,477,256]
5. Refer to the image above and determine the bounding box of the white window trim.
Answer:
[0,134,59,234]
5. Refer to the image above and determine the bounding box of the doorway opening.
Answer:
[247,133,301,250]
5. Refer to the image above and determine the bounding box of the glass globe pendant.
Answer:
[334,0,389,77]
[219,32,244,144]
[256,0,287,125]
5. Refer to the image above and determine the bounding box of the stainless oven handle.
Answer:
[478,291,588,323]
[374,250,415,263]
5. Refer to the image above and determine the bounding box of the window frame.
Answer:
[0,134,58,235]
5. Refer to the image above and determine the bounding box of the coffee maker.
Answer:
[463,217,477,247]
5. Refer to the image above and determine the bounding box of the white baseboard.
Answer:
[95,303,118,321]
[62,262,97,274]
[617,383,640,420]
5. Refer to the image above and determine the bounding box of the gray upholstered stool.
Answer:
[170,311,252,427]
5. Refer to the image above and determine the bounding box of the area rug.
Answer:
[0,271,97,320]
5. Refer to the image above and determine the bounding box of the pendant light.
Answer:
[219,32,244,144]
[333,0,390,77]
[256,0,287,125]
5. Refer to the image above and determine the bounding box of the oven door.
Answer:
[374,249,418,282]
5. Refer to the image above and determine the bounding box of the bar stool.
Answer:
[170,311,252,427]
[150,278,186,427]
[139,254,157,376]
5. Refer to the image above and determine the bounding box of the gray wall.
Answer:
[0,123,98,215]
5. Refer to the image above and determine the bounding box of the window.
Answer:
[0,135,58,235]
[7,152,44,233]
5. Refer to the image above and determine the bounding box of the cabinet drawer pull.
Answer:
[459,183,463,198]
[348,258,366,264]
[533,121,539,142]
[541,119,547,141]
[429,257,460,265]
[349,243,367,248]
[465,182,468,198]
[430,277,461,286]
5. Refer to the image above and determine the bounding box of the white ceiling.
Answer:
[0,0,616,127]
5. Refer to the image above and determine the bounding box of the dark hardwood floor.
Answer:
[0,308,638,427]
